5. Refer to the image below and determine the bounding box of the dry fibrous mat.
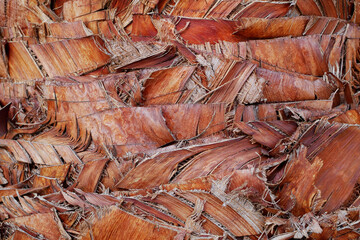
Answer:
[1,0,360,239]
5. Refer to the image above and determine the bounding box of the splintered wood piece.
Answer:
[74,189,119,206]
[2,195,29,217]
[30,197,71,213]
[45,81,115,104]
[0,162,21,185]
[47,21,92,39]
[75,107,174,154]
[61,190,94,209]
[210,147,266,177]
[0,139,32,163]
[62,0,90,20]
[21,130,87,163]
[0,187,49,202]
[115,151,194,190]
[122,197,184,226]
[58,211,80,229]
[143,193,225,235]
[116,138,243,189]
[7,42,43,81]
[235,98,335,122]
[119,175,216,196]
[235,107,299,133]
[76,10,109,22]
[207,61,256,103]
[131,14,158,41]
[277,146,323,215]
[0,0,42,28]
[17,196,38,215]
[143,65,195,105]
[306,18,332,35]
[71,158,108,192]
[15,140,44,164]
[235,121,291,149]
[42,74,133,121]
[22,141,63,165]
[100,160,132,190]
[30,36,110,77]
[298,121,345,159]
[82,206,179,239]
[248,36,330,76]
[117,45,177,70]
[309,126,360,213]
[226,169,267,204]
[176,18,242,44]
[6,212,70,240]
[278,124,360,215]
[133,15,348,46]
[205,0,242,19]
[233,2,291,19]
[38,164,70,182]
[172,138,261,183]
[74,104,224,155]
[96,20,122,40]
[0,139,82,165]
[53,145,82,164]
[253,68,336,103]
[297,0,322,16]
[169,0,217,18]
[306,18,346,35]
[161,104,225,139]
[32,176,61,194]
[62,0,106,21]
[110,0,133,21]
[330,109,360,124]
[171,40,197,63]
[319,0,338,17]
[175,191,263,236]
[234,17,309,41]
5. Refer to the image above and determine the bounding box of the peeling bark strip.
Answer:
[7,42,44,81]
[1,0,360,239]
[30,36,111,77]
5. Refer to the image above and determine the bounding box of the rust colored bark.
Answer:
[1,0,360,239]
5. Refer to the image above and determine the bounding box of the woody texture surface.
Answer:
[1,0,360,239]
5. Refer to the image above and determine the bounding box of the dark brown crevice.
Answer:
[169,152,202,183]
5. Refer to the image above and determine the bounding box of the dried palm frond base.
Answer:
[1,0,360,239]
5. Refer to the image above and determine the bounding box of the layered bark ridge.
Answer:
[1,0,360,239]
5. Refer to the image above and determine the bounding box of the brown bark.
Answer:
[1,0,360,239]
